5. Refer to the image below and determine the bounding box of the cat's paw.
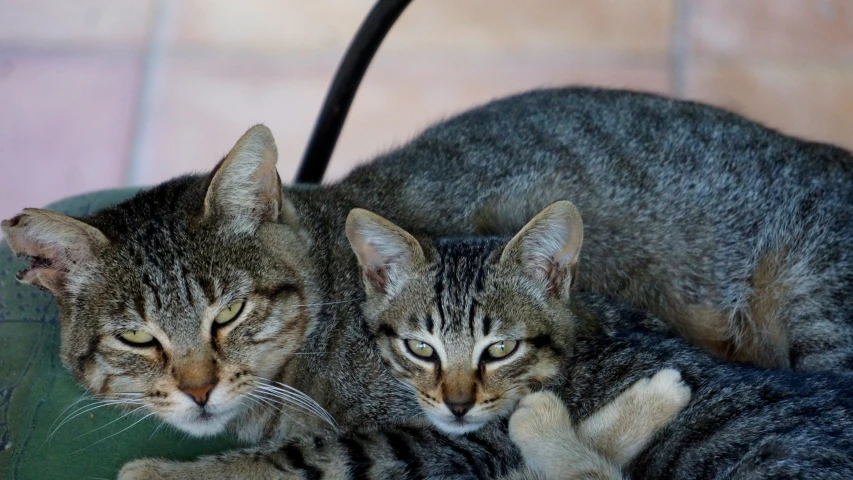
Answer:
[118,456,303,480]
[509,391,572,450]
[118,458,173,480]
[118,459,224,480]
[510,392,621,479]
[627,368,691,417]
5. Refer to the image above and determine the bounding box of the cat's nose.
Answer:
[180,381,216,406]
[445,400,474,418]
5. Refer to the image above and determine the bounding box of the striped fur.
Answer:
[351,204,692,478]
[356,204,853,479]
[120,421,520,479]
[5,88,853,477]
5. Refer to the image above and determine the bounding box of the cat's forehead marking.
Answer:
[129,259,251,342]
[428,238,505,360]
[138,261,196,309]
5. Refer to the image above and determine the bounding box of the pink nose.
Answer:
[445,400,474,418]
[180,382,216,406]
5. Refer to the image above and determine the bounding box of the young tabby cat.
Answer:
[346,201,853,479]
[5,88,853,476]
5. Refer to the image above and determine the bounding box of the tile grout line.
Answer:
[125,0,174,186]
[670,0,691,97]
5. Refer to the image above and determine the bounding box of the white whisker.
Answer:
[47,399,141,443]
[253,388,332,428]
[246,393,308,431]
[254,383,338,430]
[239,396,261,412]
[48,391,145,437]
[48,393,98,434]
[73,405,148,439]
[241,394,272,415]
[149,420,167,441]
[250,377,339,430]
[71,411,158,454]
[254,384,321,411]
[268,380,338,425]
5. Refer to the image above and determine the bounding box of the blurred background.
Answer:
[0,0,851,220]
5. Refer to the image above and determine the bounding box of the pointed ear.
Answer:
[1,208,108,296]
[346,208,425,298]
[499,201,583,300]
[204,124,295,234]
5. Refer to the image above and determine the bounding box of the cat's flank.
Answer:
[4,87,853,476]
[348,201,853,479]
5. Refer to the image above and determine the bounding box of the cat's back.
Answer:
[347,87,853,187]
[338,87,853,241]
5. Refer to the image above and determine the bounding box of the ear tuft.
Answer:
[1,208,107,295]
[345,209,424,298]
[204,124,292,234]
[499,201,583,299]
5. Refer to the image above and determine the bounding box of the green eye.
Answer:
[486,340,518,360]
[215,300,245,325]
[119,329,155,345]
[405,339,435,359]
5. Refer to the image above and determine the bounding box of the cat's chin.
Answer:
[426,412,488,435]
[161,406,240,437]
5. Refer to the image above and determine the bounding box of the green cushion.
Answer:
[0,189,237,480]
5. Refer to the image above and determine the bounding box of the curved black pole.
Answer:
[295,0,414,184]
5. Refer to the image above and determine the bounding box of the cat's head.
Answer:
[2,125,317,437]
[346,201,583,434]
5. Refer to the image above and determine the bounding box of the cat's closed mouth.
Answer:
[428,413,486,435]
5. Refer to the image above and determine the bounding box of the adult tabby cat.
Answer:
[347,201,853,479]
[3,88,853,476]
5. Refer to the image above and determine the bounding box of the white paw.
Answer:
[510,392,621,480]
[509,391,572,449]
[118,458,172,480]
[628,368,691,413]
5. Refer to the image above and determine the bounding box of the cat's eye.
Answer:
[119,329,156,346]
[214,300,245,326]
[485,340,518,360]
[405,339,436,359]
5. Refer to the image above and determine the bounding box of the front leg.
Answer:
[508,392,622,480]
[577,368,691,466]
[119,422,517,480]
[506,368,691,480]
[119,443,347,480]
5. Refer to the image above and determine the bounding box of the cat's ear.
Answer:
[499,201,583,300]
[203,124,297,234]
[1,209,108,296]
[346,208,425,298]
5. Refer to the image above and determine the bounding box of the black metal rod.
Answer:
[295,0,414,184]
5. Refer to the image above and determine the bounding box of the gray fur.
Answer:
[347,88,853,370]
[364,211,853,479]
[4,87,853,477]
[558,296,853,479]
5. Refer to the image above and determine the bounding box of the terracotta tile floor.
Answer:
[1,0,851,220]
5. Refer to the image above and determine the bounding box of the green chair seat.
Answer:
[0,188,237,480]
